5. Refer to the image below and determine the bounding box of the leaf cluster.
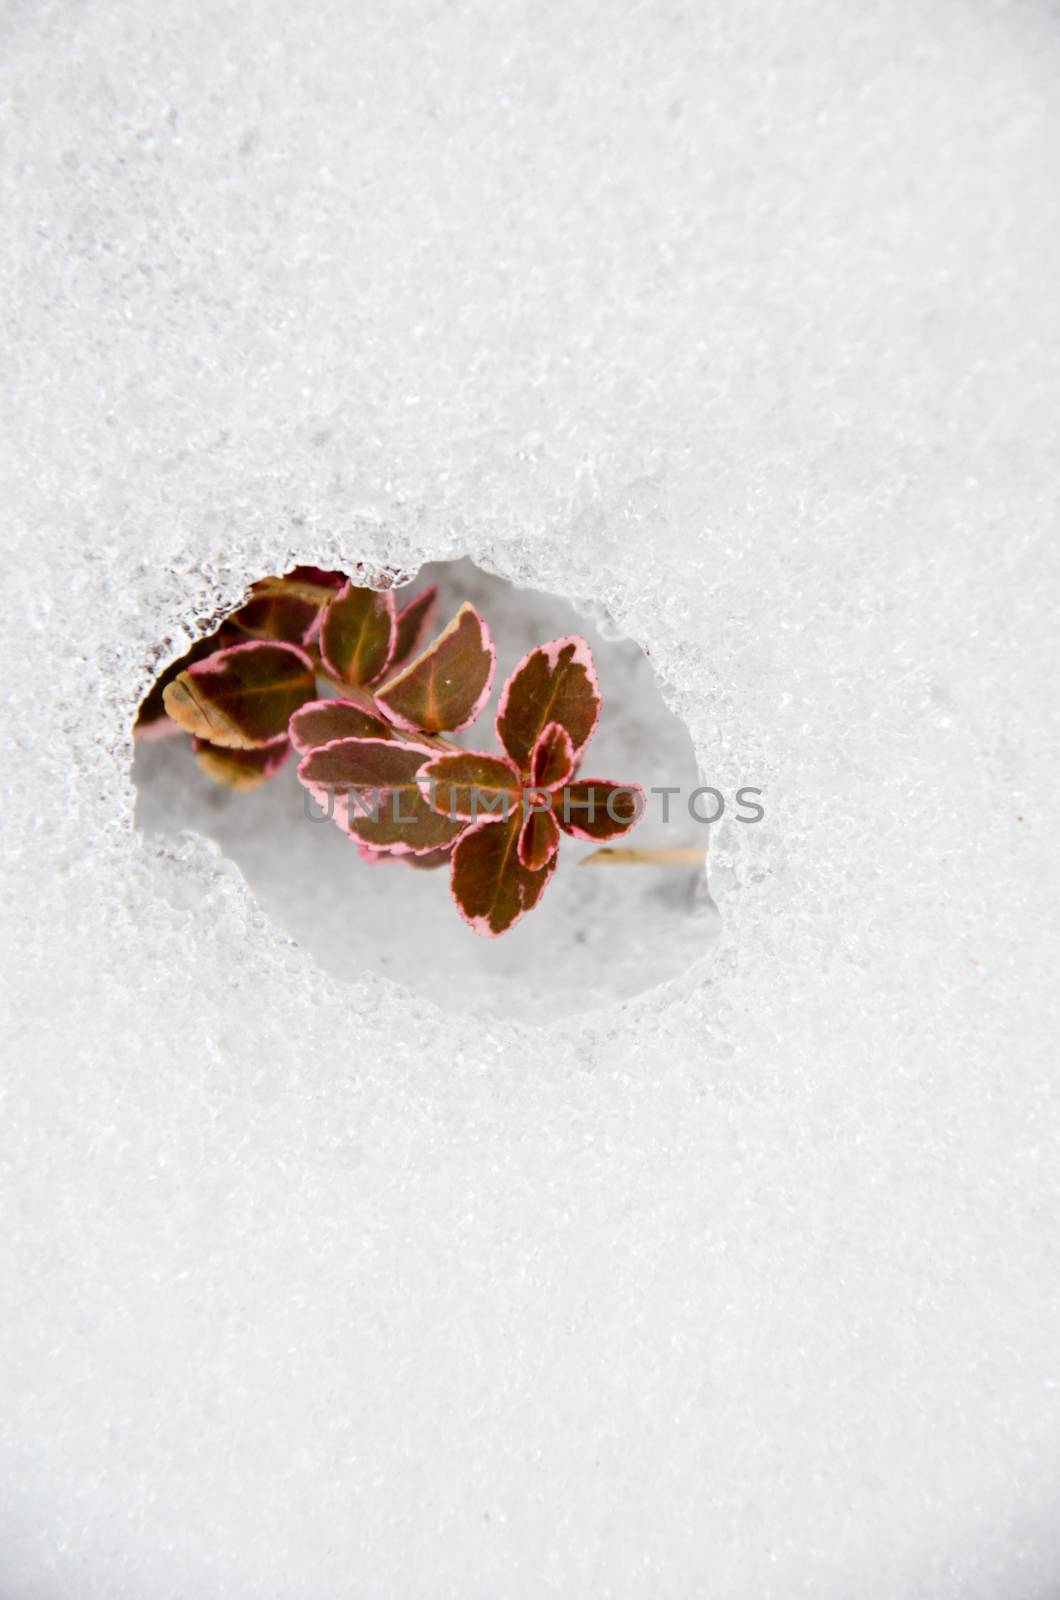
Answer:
[137,568,643,935]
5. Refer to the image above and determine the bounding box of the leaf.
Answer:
[134,629,239,740]
[495,637,601,775]
[251,569,347,606]
[357,840,454,871]
[376,602,495,734]
[162,640,317,748]
[289,695,394,755]
[450,810,556,937]
[284,565,347,590]
[319,582,397,686]
[419,749,521,821]
[228,592,320,644]
[346,791,467,856]
[530,721,575,789]
[296,737,466,855]
[389,585,438,672]
[403,843,456,871]
[354,839,390,867]
[556,780,645,841]
[193,735,290,791]
[298,735,429,796]
[517,806,560,871]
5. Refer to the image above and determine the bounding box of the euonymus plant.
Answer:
[136,568,643,936]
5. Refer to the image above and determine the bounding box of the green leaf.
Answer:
[419,749,521,821]
[450,810,556,936]
[376,602,495,734]
[495,637,600,775]
[297,737,466,856]
[162,641,317,748]
[557,780,645,841]
[319,583,397,686]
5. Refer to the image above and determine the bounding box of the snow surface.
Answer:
[2,0,1059,1595]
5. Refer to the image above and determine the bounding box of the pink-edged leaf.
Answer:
[162,640,316,748]
[289,694,394,755]
[356,839,453,871]
[134,628,239,740]
[319,582,397,687]
[355,839,390,867]
[418,749,521,822]
[251,568,347,606]
[376,602,495,734]
[193,734,290,791]
[557,780,646,841]
[228,592,320,645]
[346,792,467,857]
[403,843,456,871]
[389,585,438,672]
[530,721,576,789]
[495,637,601,775]
[297,736,430,796]
[450,810,556,937]
[285,565,347,590]
[517,806,561,871]
[296,737,466,856]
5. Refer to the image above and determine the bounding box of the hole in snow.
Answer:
[133,558,719,1023]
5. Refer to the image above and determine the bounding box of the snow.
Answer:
[2,0,1059,1594]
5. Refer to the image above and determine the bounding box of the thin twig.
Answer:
[579,846,708,867]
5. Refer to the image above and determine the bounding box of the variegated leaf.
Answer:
[389,585,438,672]
[134,629,238,741]
[450,810,556,936]
[376,603,495,734]
[419,750,521,822]
[227,591,320,644]
[297,737,465,855]
[251,568,347,606]
[403,843,456,871]
[289,695,394,755]
[530,720,576,789]
[162,640,317,748]
[496,637,600,775]
[319,582,397,687]
[557,780,645,841]
[517,806,561,870]
[193,735,290,790]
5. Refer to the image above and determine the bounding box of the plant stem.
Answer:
[579,846,708,867]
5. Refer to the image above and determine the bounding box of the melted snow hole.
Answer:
[133,559,719,1023]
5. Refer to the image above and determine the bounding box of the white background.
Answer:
[2,1,1058,1594]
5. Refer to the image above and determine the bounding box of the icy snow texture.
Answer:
[2,0,1059,1595]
